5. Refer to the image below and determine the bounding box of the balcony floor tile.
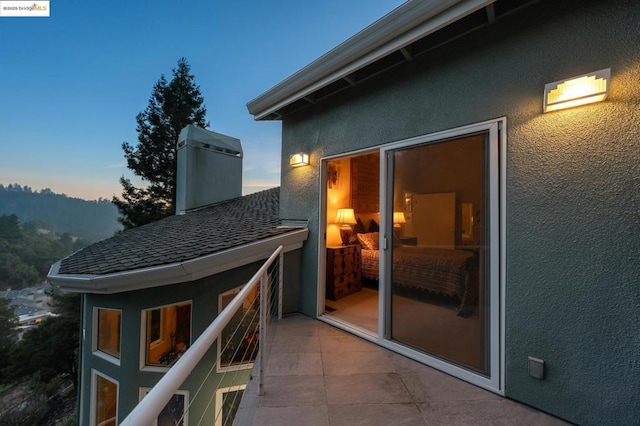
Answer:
[234,314,569,426]
[329,403,425,426]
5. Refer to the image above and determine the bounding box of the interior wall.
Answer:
[326,158,352,246]
[394,135,484,246]
[278,1,640,424]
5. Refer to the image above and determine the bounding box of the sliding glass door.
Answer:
[387,133,490,375]
[320,120,503,390]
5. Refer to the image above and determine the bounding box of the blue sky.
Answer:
[0,0,404,200]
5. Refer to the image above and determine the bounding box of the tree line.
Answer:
[0,214,89,290]
[0,184,121,242]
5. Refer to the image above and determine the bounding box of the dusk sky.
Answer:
[0,0,404,200]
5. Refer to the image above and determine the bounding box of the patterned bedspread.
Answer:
[361,246,477,313]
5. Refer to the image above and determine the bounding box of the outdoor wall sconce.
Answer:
[289,152,309,167]
[543,68,610,113]
[335,208,357,245]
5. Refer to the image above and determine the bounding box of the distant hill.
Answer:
[0,184,122,242]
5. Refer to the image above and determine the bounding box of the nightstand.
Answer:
[400,237,418,246]
[326,245,362,301]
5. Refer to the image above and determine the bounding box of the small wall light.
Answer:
[335,208,357,245]
[289,152,309,167]
[543,68,610,113]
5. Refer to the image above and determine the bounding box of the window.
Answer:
[140,389,188,426]
[142,301,192,368]
[91,370,118,426]
[95,308,121,361]
[217,286,259,372]
[214,385,245,426]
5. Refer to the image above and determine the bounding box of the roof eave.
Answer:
[247,0,495,121]
[47,228,309,294]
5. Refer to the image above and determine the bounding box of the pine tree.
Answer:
[113,58,207,228]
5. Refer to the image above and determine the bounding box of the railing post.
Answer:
[278,251,283,320]
[258,273,266,396]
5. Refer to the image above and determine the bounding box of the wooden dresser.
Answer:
[326,245,362,301]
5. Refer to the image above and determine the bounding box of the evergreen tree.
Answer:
[0,214,21,239]
[113,58,208,229]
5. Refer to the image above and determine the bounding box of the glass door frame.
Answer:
[317,118,506,394]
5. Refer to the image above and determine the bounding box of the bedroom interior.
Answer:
[324,133,489,374]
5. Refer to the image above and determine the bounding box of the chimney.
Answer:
[176,125,243,214]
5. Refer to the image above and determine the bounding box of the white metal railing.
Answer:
[121,245,283,426]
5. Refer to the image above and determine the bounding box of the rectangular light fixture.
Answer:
[289,152,309,167]
[543,68,610,113]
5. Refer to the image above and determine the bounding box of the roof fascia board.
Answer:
[248,0,494,120]
[180,229,307,281]
[247,0,458,115]
[48,229,308,294]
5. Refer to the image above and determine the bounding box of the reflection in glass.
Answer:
[390,133,489,375]
[95,374,117,426]
[97,308,121,359]
[219,285,260,370]
[145,303,192,366]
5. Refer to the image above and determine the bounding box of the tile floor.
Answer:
[234,314,569,426]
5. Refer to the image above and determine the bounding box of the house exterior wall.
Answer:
[278,1,639,425]
[78,250,302,424]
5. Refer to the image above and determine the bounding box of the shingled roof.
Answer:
[48,188,308,293]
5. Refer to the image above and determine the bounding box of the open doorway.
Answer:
[323,152,380,334]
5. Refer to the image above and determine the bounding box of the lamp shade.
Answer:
[335,208,357,225]
[393,211,406,224]
[335,208,356,245]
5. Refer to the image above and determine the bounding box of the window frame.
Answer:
[214,384,246,426]
[92,307,122,365]
[90,369,118,426]
[140,300,193,372]
[139,388,189,426]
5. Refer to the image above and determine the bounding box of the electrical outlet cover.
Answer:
[528,356,545,379]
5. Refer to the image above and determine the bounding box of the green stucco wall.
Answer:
[79,250,302,424]
[278,1,639,425]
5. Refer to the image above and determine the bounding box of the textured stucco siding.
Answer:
[278,1,639,425]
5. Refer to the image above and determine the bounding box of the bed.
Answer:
[357,232,478,315]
